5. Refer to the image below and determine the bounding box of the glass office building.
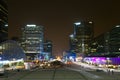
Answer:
[72,21,94,57]
[0,0,8,42]
[90,33,109,56]
[21,24,44,60]
[90,25,120,57]
[109,25,120,55]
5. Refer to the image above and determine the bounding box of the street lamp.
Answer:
[106,58,110,68]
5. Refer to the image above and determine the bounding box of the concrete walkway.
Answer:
[74,62,120,72]
[67,62,120,80]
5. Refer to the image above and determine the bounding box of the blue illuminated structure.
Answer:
[64,51,76,61]
[0,40,26,60]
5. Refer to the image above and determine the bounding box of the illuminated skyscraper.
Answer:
[90,25,120,57]
[0,0,8,42]
[72,21,94,56]
[109,25,120,54]
[21,24,44,60]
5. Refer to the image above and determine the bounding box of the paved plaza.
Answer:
[69,62,120,80]
[0,63,120,80]
[0,68,89,80]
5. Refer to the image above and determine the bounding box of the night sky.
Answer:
[9,0,120,56]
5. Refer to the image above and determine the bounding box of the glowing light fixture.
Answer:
[89,21,93,24]
[69,34,74,38]
[5,24,8,27]
[74,22,81,25]
[116,25,120,27]
[27,24,36,27]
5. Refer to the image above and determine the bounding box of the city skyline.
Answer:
[9,0,120,56]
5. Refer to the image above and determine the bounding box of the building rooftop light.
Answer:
[69,34,74,38]
[89,21,93,24]
[74,22,81,25]
[116,25,120,27]
[27,24,36,27]
[5,24,8,27]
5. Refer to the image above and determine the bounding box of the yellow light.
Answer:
[56,56,61,61]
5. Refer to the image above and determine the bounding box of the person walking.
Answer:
[111,70,114,75]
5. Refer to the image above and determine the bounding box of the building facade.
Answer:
[90,33,109,56]
[21,24,44,60]
[109,25,120,55]
[70,21,94,57]
[0,0,8,42]
[90,25,120,57]
[0,40,26,60]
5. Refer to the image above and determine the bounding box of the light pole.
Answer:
[106,58,109,66]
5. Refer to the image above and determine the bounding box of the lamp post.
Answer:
[106,57,110,68]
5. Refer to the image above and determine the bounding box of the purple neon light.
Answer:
[84,57,120,65]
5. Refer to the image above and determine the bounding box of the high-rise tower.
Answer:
[72,21,94,57]
[21,24,44,60]
[0,0,8,42]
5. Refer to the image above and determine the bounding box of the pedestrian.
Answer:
[111,70,114,75]
[107,69,110,74]
[17,69,20,72]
